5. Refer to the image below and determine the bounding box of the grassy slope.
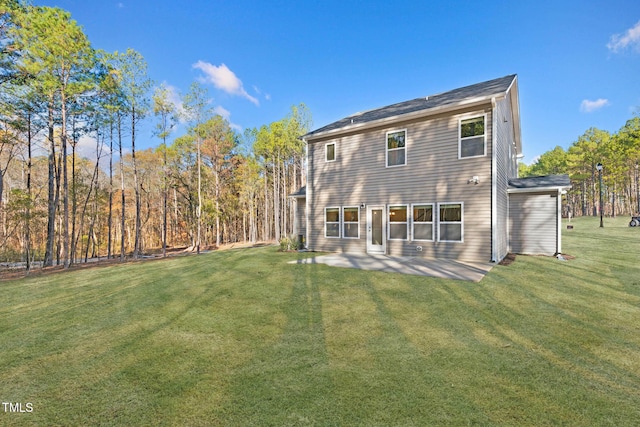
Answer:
[1,216,639,426]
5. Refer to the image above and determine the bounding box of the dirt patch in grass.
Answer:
[499,253,516,266]
[498,252,577,266]
[0,242,275,282]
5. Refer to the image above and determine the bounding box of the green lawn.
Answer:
[1,216,639,426]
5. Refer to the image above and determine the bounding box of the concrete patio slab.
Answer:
[290,253,493,282]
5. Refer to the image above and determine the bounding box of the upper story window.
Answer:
[325,142,336,162]
[386,130,406,167]
[459,116,486,158]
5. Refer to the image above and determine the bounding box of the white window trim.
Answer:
[411,203,435,242]
[388,204,409,241]
[325,142,336,162]
[342,206,360,239]
[437,202,464,243]
[325,207,340,238]
[385,129,407,168]
[458,114,487,159]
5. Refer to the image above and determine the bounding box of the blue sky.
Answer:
[38,0,640,163]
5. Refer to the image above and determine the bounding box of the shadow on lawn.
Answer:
[222,266,498,425]
[465,258,640,408]
[223,264,336,425]
[58,254,243,423]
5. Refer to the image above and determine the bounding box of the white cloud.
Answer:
[252,85,271,102]
[607,20,640,53]
[160,83,186,123]
[75,135,112,170]
[193,61,259,106]
[213,105,231,119]
[580,98,610,113]
[527,155,540,166]
[213,105,243,131]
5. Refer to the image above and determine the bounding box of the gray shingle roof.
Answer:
[304,74,517,139]
[289,186,306,198]
[508,175,571,189]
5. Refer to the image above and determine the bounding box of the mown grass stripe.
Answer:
[1,218,639,425]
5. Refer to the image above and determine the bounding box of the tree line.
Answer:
[519,117,640,218]
[0,1,309,270]
[3,2,638,271]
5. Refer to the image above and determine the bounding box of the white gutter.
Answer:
[304,96,498,142]
[507,186,570,194]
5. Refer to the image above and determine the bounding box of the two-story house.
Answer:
[293,75,570,263]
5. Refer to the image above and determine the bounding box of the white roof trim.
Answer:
[507,186,570,194]
[303,97,495,142]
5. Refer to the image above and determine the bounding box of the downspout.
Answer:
[491,98,498,262]
[303,138,310,250]
[557,188,563,255]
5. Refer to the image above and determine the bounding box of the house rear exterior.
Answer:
[295,75,569,263]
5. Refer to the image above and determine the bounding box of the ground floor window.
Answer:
[325,207,340,238]
[389,205,408,240]
[438,203,463,242]
[343,206,359,238]
[322,202,463,243]
[412,204,434,241]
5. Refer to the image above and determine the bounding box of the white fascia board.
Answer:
[507,185,571,194]
[303,97,497,142]
[508,77,522,156]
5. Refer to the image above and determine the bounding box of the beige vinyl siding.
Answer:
[509,192,558,255]
[307,105,494,261]
[294,198,306,245]
[493,94,518,261]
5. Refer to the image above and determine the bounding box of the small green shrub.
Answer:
[279,235,301,251]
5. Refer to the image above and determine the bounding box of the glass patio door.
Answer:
[366,205,386,254]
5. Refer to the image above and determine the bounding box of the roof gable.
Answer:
[304,74,518,140]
